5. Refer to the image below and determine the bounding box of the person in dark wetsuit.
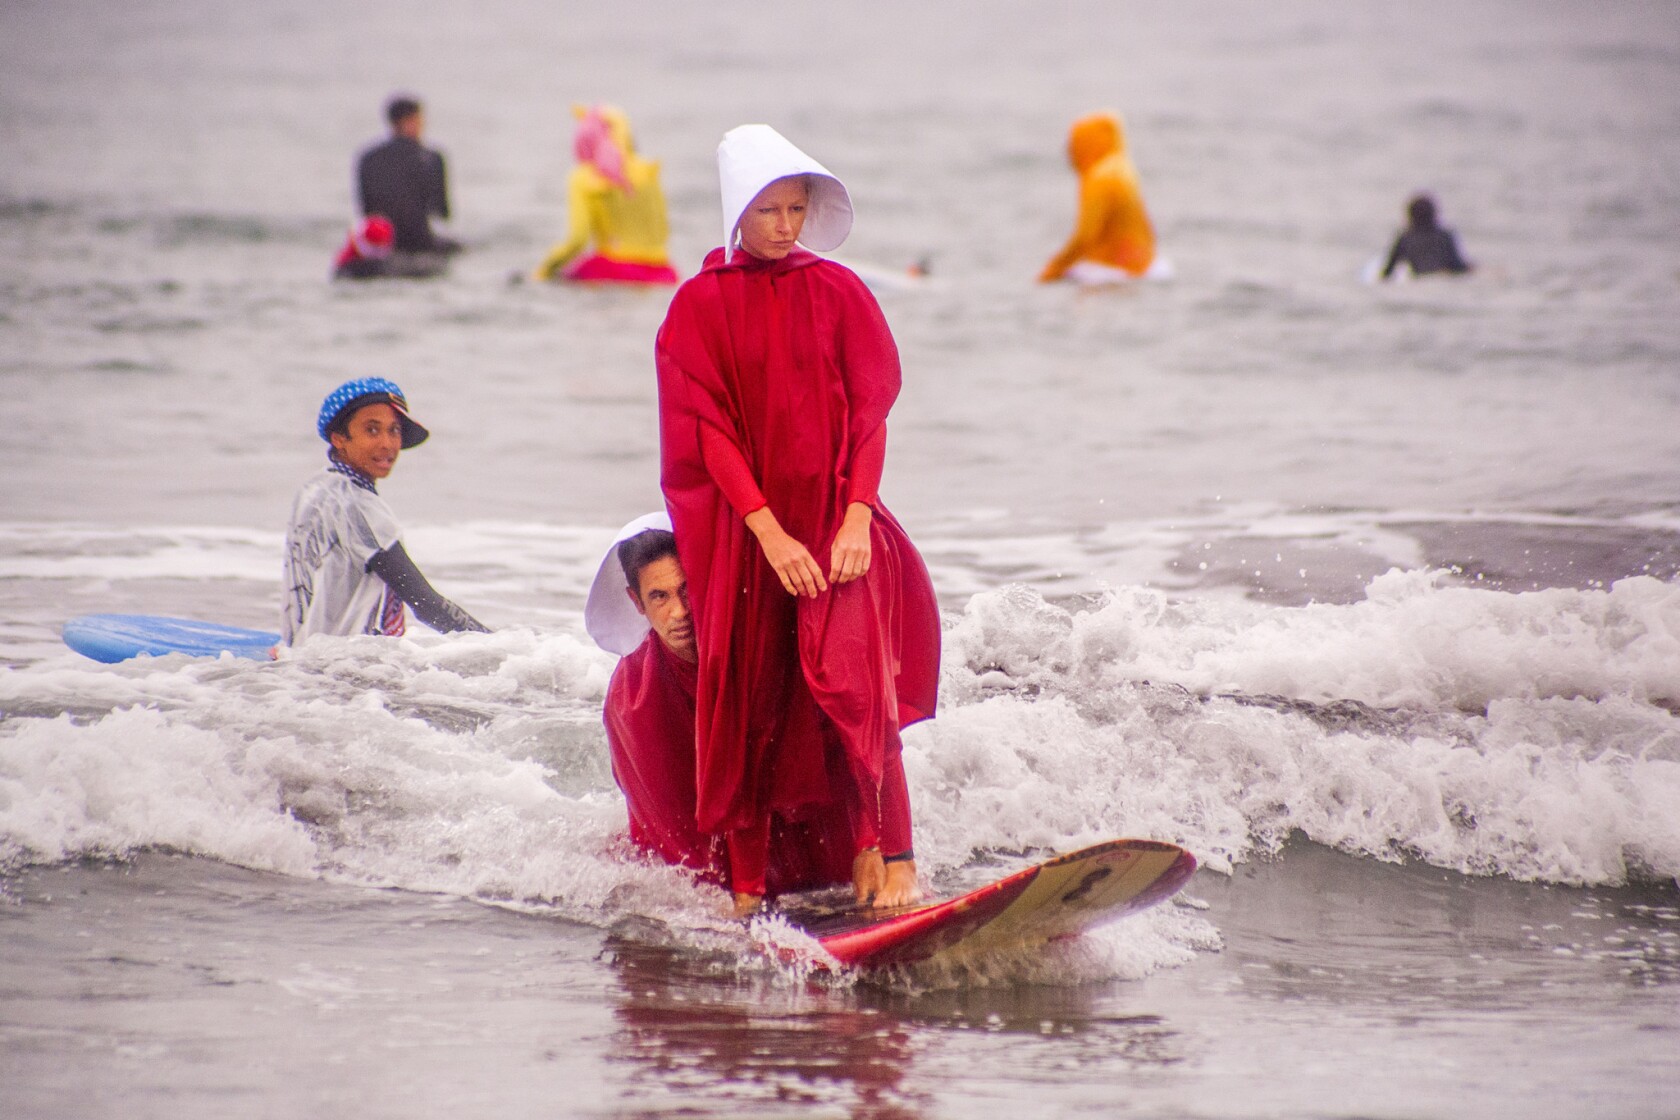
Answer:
[1380,194,1472,280]
[355,95,460,255]
[282,377,488,645]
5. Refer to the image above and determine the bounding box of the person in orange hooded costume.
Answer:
[1039,112,1157,282]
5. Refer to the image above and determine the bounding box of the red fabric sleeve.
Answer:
[833,268,900,513]
[699,422,768,517]
[656,250,940,852]
[844,422,886,508]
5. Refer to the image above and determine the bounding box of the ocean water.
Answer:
[3,1,1679,1117]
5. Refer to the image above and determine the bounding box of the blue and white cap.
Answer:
[317,377,429,449]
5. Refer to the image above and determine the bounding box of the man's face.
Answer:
[629,555,695,662]
[396,110,424,139]
[737,177,807,261]
[329,402,403,479]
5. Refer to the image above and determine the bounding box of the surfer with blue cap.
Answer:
[281,377,487,646]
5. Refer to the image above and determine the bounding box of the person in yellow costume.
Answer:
[533,104,679,284]
[1038,112,1159,284]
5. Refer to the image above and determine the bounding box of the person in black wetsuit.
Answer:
[1380,194,1472,280]
[355,95,461,255]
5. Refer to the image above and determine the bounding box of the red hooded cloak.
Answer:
[655,246,939,894]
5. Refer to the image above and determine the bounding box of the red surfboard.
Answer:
[779,839,1197,969]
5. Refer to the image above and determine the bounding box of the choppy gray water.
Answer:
[3,1,1679,1117]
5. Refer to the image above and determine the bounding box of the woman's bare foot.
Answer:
[852,847,886,906]
[730,892,764,918]
[875,859,922,909]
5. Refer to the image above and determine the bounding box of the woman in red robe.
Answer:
[655,124,940,915]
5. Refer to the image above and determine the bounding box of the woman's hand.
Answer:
[745,507,828,598]
[829,502,873,585]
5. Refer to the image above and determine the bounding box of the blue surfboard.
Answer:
[63,614,279,663]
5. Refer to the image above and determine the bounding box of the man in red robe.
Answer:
[655,125,941,914]
[595,519,908,899]
[599,523,719,876]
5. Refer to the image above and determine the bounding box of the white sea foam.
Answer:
[0,705,319,874]
[922,573,1680,886]
[3,526,1677,990]
[5,561,1677,985]
[947,567,1680,709]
